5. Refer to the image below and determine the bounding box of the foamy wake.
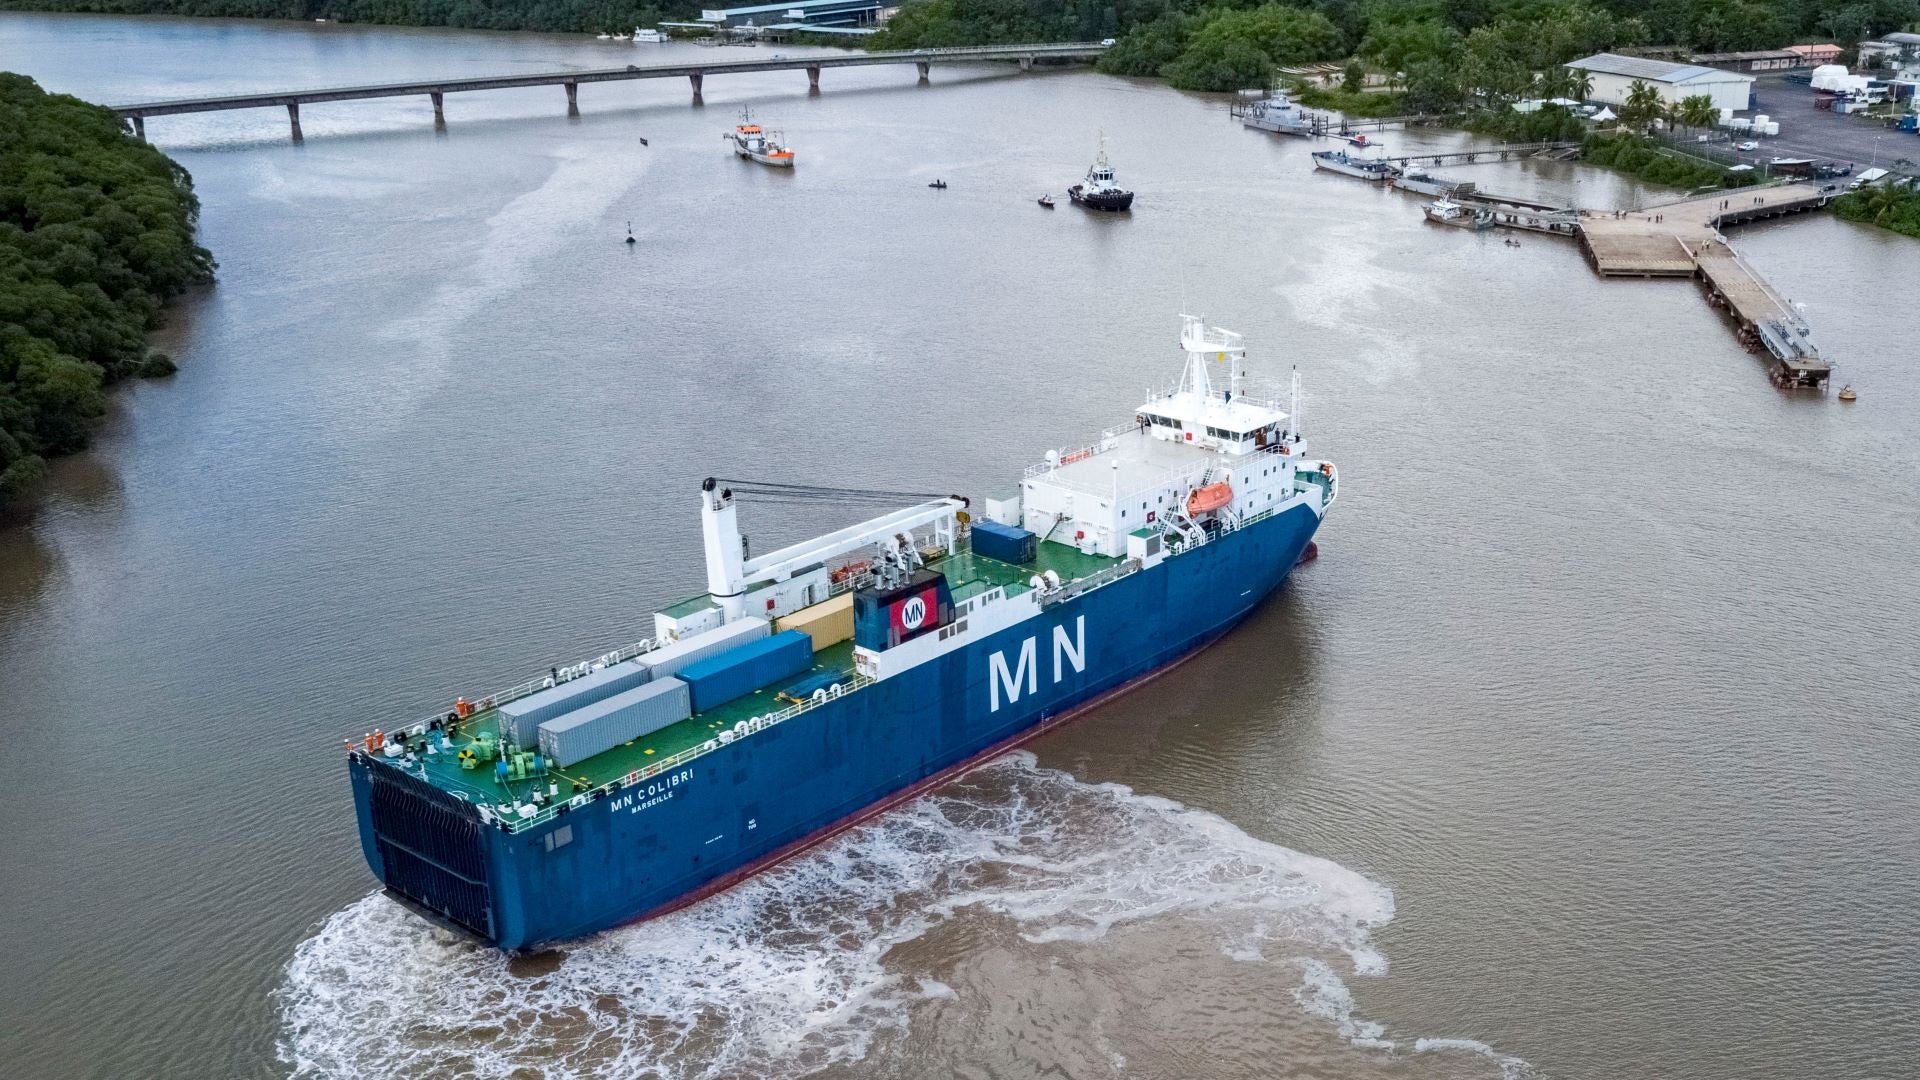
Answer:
[278,751,1526,1079]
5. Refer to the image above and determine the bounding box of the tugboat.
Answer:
[725,108,794,167]
[1068,135,1134,211]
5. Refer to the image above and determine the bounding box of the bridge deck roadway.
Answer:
[111,43,1107,116]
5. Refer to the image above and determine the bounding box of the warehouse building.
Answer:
[1566,53,1756,113]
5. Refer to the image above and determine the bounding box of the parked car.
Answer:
[1735,140,1759,151]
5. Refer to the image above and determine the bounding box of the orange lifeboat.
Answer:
[1186,482,1232,516]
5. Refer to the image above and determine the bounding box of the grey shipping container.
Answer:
[498,659,652,748]
[538,677,692,768]
[637,616,769,681]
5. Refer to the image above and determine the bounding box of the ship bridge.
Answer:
[1017,317,1309,558]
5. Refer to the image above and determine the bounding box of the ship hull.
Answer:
[1069,186,1134,211]
[1311,155,1392,182]
[734,148,793,167]
[352,501,1323,949]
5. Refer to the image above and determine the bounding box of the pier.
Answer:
[110,42,1109,140]
[1309,113,1443,135]
[1381,141,1580,168]
[1343,140,1839,388]
[1574,183,1836,387]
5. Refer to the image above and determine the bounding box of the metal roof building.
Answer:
[1566,53,1755,112]
[700,0,882,27]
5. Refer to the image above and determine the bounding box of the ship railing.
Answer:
[497,669,877,833]
[362,635,668,748]
[1038,558,1142,606]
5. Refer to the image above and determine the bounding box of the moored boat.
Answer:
[1392,168,1467,197]
[344,314,1338,950]
[1423,199,1494,230]
[1238,93,1316,136]
[634,28,668,42]
[1311,148,1393,182]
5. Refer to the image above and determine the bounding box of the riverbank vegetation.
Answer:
[0,0,678,34]
[0,74,213,511]
[1580,129,1754,188]
[871,0,1920,93]
[1835,183,1920,238]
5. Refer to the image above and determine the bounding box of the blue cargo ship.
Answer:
[346,317,1338,949]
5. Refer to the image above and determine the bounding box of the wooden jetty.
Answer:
[1575,183,1831,277]
[1309,114,1443,136]
[1574,183,1835,387]
[1690,241,1829,387]
[1379,141,1579,168]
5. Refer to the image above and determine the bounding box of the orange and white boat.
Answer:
[726,108,794,168]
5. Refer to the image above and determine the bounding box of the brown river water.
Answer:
[1,14,1916,1080]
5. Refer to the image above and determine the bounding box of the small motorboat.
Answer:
[1349,134,1372,147]
[596,32,612,40]
[638,136,649,146]
[1038,194,1055,208]
[625,220,636,245]
[928,180,948,189]
[1838,384,1857,401]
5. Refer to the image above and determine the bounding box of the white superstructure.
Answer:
[1018,316,1311,558]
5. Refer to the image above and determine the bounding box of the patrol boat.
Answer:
[346,315,1337,950]
[1238,92,1316,136]
[726,108,793,167]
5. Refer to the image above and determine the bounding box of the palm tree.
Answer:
[1623,80,1664,130]
[1678,94,1718,135]
[1537,67,1568,102]
[1568,69,1593,103]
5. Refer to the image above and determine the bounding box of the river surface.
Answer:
[2,13,1916,1080]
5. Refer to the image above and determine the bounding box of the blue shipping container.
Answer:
[676,630,813,713]
[499,660,652,748]
[537,678,691,768]
[971,519,1036,564]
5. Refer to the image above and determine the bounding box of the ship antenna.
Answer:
[1291,366,1302,437]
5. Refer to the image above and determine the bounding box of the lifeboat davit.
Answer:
[1186,482,1232,516]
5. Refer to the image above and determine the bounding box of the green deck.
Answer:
[401,538,1122,809]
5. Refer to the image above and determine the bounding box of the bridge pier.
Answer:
[1019,56,1032,72]
[807,65,820,93]
[286,102,302,142]
[916,61,930,83]
[430,91,444,127]
[564,81,578,116]
[689,73,703,103]
[130,115,145,141]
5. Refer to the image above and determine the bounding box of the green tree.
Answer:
[1676,93,1718,134]
[0,73,213,512]
[1342,58,1365,92]
[1621,79,1665,130]
[1567,66,1594,103]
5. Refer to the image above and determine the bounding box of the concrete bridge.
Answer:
[109,42,1110,141]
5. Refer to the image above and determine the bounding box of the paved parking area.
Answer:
[1728,73,1920,173]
